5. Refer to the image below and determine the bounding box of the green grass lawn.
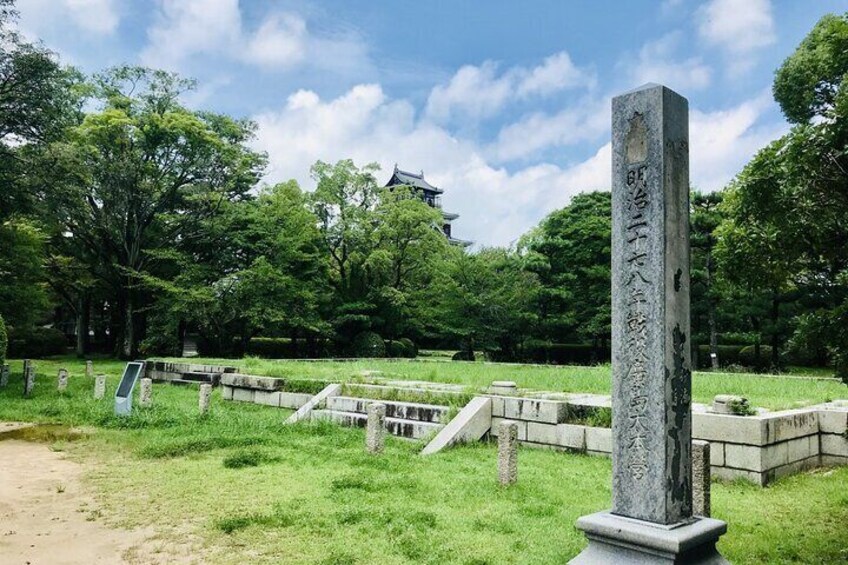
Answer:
[0,357,847,563]
[151,356,845,411]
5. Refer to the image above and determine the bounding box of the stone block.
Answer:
[498,420,519,486]
[502,397,566,424]
[763,410,819,444]
[785,435,816,463]
[286,383,342,424]
[490,381,518,395]
[558,424,587,450]
[585,426,612,454]
[818,409,848,434]
[199,384,212,415]
[693,412,764,445]
[490,396,505,417]
[221,385,234,401]
[491,417,527,441]
[760,441,789,470]
[711,466,765,486]
[254,390,282,407]
[709,442,725,466]
[724,443,762,472]
[766,455,821,484]
[93,375,106,400]
[713,394,749,415]
[692,440,710,517]
[278,391,313,409]
[139,378,152,407]
[821,454,848,467]
[232,388,255,403]
[526,422,559,445]
[366,403,386,454]
[219,373,285,391]
[821,433,848,457]
[421,397,492,455]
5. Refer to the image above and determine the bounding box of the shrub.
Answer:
[695,345,746,368]
[739,345,773,368]
[245,337,333,359]
[385,338,417,358]
[398,337,418,358]
[452,350,475,361]
[521,342,610,365]
[349,331,385,358]
[0,315,6,367]
[7,326,67,358]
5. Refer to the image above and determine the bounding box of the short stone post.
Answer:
[23,362,35,398]
[366,402,386,454]
[0,364,9,388]
[692,440,711,517]
[57,368,69,392]
[497,420,519,486]
[94,374,107,399]
[85,360,94,378]
[199,383,212,415]
[139,378,153,408]
[571,84,727,564]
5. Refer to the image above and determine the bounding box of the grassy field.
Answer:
[153,356,846,411]
[0,357,847,563]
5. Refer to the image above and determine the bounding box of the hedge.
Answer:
[349,331,386,358]
[521,342,611,365]
[7,326,67,358]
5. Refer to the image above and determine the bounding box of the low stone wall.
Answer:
[145,360,237,386]
[488,394,848,485]
[219,374,314,409]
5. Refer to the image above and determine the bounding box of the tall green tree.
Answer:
[42,66,266,357]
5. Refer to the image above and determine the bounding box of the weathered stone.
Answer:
[501,397,566,424]
[585,426,613,454]
[713,394,749,415]
[254,390,282,407]
[821,433,848,457]
[421,396,492,455]
[139,378,153,407]
[818,407,848,434]
[219,373,285,391]
[286,383,342,424]
[199,383,212,415]
[693,411,764,445]
[279,391,313,409]
[94,374,107,399]
[558,424,587,451]
[327,396,449,423]
[85,360,94,379]
[231,388,255,403]
[497,420,518,486]
[489,381,518,395]
[573,84,726,564]
[692,440,710,517]
[490,417,527,441]
[57,368,69,392]
[0,364,9,387]
[709,442,725,466]
[366,403,386,454]
[221,385,234,401]
[23,363,35,398]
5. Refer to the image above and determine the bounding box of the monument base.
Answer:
[570,511,728,564]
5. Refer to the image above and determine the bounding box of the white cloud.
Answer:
[697,0,776,74]
[141,0,241,70]
[425,51,594,125]
[253,82,786,246]
[17,0,120,36]
[141,1,369,74]
[629,33,712,92]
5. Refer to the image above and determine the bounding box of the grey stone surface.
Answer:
[497,420,518,486]
[220,373,285,391]
[232,387,255,403]
[586,426,613,454]
[57,368,69,392]
[421,396,492,455]
[571,511,728,564]
[23,363,35,398]
[327,396,449,423]
[199,383,212,415]
[490,417,528,441]
[489,381,518,395]
[0,364,9,387]
[85,360,93,379]
[94,374,107,399]
[139,378,153,407]
[312,409,443,440]
[712,394,749,415]
[692,440,710,517]
[366,403,386,454]
[286,383,342,424]
[821,433,848,457]
[610,83,693,525]
[501,397,566,423]
[279,391,314,409]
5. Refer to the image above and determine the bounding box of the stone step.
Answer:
[326,396,449,423]
[311,409,444,440]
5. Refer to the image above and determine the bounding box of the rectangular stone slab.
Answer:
[611,84,692,525]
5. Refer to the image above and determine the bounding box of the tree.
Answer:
[42,66,266,357]
[524,191,611,348]
[690,192,724,369]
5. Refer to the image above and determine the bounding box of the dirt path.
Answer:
[0,423,195,564]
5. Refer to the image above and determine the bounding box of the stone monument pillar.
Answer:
[57,368,69,392]
[366,403,386,454]
[571,84,727,564]
[497,420,518,486]
[23,362,35,398]
[139,378,153,408]
[94,374,107,399]
[0,364,9,388]
[199,383,212,415]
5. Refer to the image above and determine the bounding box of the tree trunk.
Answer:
[122,297,134,360]
[706,253,719,370]
[75,296,90,357]
[770,293,781,371]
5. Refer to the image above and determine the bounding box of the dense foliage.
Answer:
[0,1,845,378]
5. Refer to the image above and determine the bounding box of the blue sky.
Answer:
[15,0,846,246]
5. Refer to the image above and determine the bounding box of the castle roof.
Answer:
[385,165,443,194]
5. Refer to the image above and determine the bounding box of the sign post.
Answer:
[114,362,145,416]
